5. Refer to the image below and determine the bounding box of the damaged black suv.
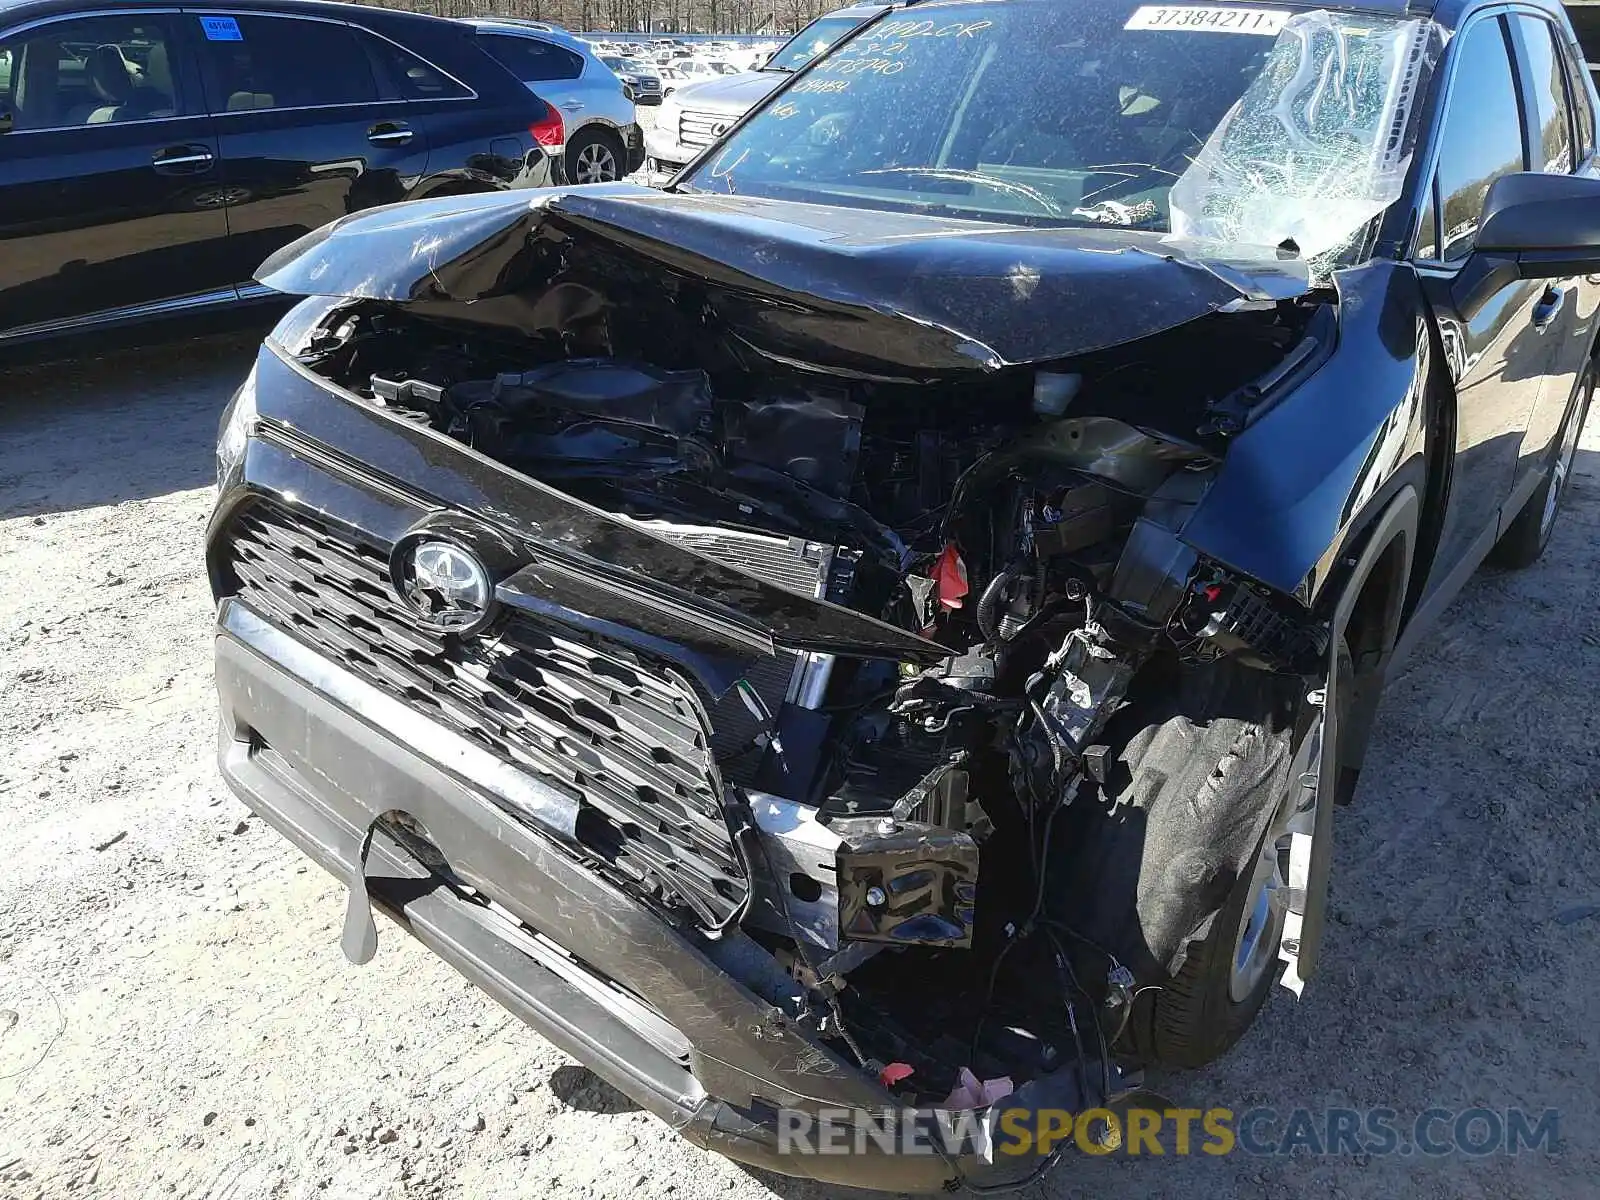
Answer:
[209,0,1600,1189]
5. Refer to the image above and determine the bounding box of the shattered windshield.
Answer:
[683,0,1440,268]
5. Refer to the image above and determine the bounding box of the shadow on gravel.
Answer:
[547,1064,642,1114]
[0,330,265,519]
[734,1162,892,1200]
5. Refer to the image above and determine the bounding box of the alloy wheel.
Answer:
[1229,781,1299,1003]
[574,142,619,183]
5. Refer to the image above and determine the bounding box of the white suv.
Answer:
[642,4,885,186]
[466,19,642,184]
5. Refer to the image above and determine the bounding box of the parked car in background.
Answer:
[466,18,641,183]
[0,0,554,349]
[671,58,714,81]
[658,65,687,95]
[597,53,661,104]
[642,3,884,184]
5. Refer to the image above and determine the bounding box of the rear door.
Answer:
[0,11,231,337]
[187,9,431,283]
[1506,11,1600,513]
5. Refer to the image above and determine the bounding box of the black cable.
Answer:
[1040,918,1123,972]
[1046,927,1113,1103]
[1042,917,1137,1058]
[1043,928,1090,1105]
[968,798,1064,1062]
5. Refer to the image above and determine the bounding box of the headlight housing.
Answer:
[217,363,258,489]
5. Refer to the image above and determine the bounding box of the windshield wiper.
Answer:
[857,167,1067,216]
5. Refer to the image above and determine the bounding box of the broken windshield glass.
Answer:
[1167,11,1444,274]
[684,3,1442,274]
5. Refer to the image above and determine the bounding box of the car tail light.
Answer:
[530,101,564,149]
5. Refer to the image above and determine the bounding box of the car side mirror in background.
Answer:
[1476,171,1600,277]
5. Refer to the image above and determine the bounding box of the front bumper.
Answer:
[214,597,1061,1192]
[642,126,690,187]
[622,122,646,174]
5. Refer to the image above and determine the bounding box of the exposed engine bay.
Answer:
[289,291,1333,1103]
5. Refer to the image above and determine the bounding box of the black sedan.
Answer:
[0,0,557,347]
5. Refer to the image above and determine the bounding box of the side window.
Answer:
[361,31,471,100]
[1514,16,1574,172]
[193,14,376,112]
[1432,16,1527,262]
[1558,31,1597,159]
[0,15,183,130]
[479,34,582,83]
[1416,181,1439,261]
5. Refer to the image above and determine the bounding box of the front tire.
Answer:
[1070,663,1301,1069]
[1489,362,1592,569]
[1137,820,1285,1068]
[565,127,625,184]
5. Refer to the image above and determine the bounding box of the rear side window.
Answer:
[361,30,472,100]
[1432,16,1526,261]
[1558,25,1597,158]
[479,33,583,82]
[0,15,184,129]
[194,14,377,111]
[1513,15,1574,172]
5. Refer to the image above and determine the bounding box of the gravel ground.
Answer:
[2,329,1599,1200]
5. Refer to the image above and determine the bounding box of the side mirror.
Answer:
[1476,171,1600,277]
[0,109,12,134]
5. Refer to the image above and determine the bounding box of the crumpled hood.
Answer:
[256,184,1311,374]
[665,70,784,114]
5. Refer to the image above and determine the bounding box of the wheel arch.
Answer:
[1286,483,1419,988]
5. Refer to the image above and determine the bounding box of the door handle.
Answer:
[367,123,414,146]
[1532,285,1570,332]
[151,145,214,174]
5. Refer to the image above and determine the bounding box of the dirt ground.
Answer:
[2,329,1599,1200]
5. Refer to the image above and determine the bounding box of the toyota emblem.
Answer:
[396,539,494,633]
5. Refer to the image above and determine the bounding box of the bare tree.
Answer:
[349,0,812,33]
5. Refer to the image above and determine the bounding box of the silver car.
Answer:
[642,4,886,186]
[467,20,643,184]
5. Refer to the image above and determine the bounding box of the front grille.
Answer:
[678,108,731,149]
[221,503,746,929]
